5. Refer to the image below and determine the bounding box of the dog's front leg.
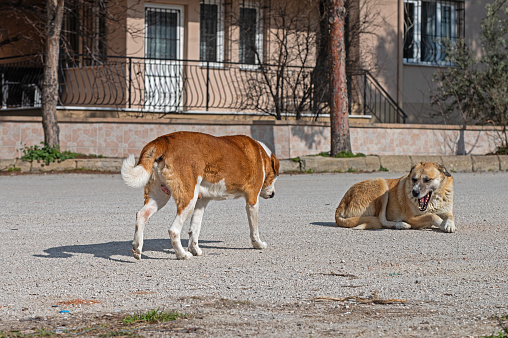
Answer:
[246,201,267,249]
[438,213,456,233]
[407,214,443,230]
[188,198,210,256]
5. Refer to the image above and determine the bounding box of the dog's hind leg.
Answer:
[168,178,202,260]
[133,191,170,260]
[188,198,210,256]
[378,191,411,230]
[246,200,267,249]
[336,216,383,230]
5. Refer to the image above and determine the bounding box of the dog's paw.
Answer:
[189,246,203,256]
[394,222,411,230]
[176,251,193,260]
[440,219,456,233]
[132,248,142,260]
[252,240,267,249]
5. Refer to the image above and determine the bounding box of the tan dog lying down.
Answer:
[121,131,280,260]
[335,162,455,232]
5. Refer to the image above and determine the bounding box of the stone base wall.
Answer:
[0,117,502,159]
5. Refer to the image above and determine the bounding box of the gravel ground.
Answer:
[0,172,507,337]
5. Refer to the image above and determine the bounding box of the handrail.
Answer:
[0,54,408,123]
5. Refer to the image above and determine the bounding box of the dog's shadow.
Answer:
[311,221,387,231]
[34,239,227,263]
[312,221,441,232]
[311,221,338,228]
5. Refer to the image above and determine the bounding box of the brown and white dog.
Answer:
[121,131,280,260]
[335,162,456,232]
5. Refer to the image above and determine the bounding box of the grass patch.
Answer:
[378,166,388,172]
[494,146,508,155]
[290,157,300,163]
[484,315,508,338]
[7,167,21,172]
[0,328,54,337]
[483,329,508,338]
[122,309,185,325]
[316,151,366,158]
[346,168,357,173]
[21,143,78,165]
[21,142,103,165]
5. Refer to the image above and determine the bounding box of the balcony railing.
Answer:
[0,54,407,123]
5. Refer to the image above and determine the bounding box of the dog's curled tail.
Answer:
[122,140,165,188]
[121,154,150,188]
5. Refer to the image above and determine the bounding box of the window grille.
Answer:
[403,0,464,65]
[62,0,108,64]
[145,7,181,59]
[239,0,264,65]
[200,0,229,62]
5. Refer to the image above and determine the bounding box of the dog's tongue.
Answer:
[418,193,430,210]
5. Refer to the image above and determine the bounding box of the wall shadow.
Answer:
[291,125,328,154]
[250,122,276,154]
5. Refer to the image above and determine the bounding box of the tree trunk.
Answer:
[41,0,64,147]
[328,0,351,155]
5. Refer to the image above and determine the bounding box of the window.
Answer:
[145,7,180,59]
[239,2,263,65]
[63,0,108,64]
[403,0,464,65]
[200,0,224,62]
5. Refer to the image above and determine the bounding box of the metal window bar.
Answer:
[200,0,230,62]
[62,0,108,65]
[403,0,465,65]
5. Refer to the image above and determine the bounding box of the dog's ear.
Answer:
[271,154,280,176]
[409,163,417,175]
[439,164,452,177]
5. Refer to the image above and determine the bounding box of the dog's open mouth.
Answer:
[418,191,432,211]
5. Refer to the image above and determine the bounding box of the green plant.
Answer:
[290,157,300,163]
[305,168,313,174]
[36,328,54,336]
[316,151,366,158]
[432,0,508,153]
[346,168,357,172]
[122,309,185,325]
[7,167,21,172]
[484,315,508,338]
[378,166,388,172]
[483,328,508,338]
[495,146,508,155]
[21,142,78,165]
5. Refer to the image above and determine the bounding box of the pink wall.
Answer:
[0,117,500,159]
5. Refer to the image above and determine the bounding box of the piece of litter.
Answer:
[60,310,70,314]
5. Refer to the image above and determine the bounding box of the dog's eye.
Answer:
[412,178,418,183]
[423,177,431,183]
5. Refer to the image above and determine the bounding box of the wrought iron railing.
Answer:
[0,54,407,123]
[348,69,408,123]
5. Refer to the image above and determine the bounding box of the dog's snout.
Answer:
[412,188,420,197]
[270,191,275,198]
